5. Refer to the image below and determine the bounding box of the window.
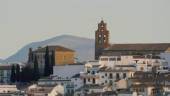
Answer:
[135,88,144,92]
[92,71,95,75]
[116,73,120,80]
[105,73,107,77]
[163,67,168,70]
[88,78,90,82]
[109,73,113,79]
[83,79,86,84]
[83,78,86,84]
[92,78,95,84]
[87,70,90,73]
[117,57,121,61]
[109,58,116,61]
[101,58,108,61]
[123,73,126,79]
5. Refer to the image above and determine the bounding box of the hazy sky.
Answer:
[0,0,170,59]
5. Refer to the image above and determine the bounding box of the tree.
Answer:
[28,48,33,64]
[33,56,40,81]
[20,66,34,82]
[15,64,20,82]
[44,46,50,76]
[50,51,55,74]
[10,64,16,83]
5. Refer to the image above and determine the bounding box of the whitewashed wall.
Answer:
[53,64,84,78]
[160,52,170,66]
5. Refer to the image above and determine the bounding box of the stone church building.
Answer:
[95,20,170,65]
[28,45,75,75]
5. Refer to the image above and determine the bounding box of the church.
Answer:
[95,20,170,63]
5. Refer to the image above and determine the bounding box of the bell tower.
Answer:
[95,20,110,60]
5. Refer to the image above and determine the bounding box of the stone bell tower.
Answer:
[95,20,110,60]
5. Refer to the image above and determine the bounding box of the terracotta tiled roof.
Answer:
[86,91,117,96]
[115,65,136,67]
[99,67,131,72]
[34,45,75,52]
[72,74,80,78]
[105,43,170,51]
[131,71,170,82]
[0,65,11,70]
[76,84,104,91]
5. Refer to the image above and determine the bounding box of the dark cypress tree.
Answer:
[10,64,16,83]
[33,56,40,81]
[20,67,25,82]
[50,51,55,74]
[20,66,34,82]
[16,64,20,82]
[44,46,50,76]
[28,48,33,63]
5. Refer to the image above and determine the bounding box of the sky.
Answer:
[0,0,170,59]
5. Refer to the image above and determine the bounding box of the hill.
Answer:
[3,35,95,63]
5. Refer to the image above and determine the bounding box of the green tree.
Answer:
[44,46,50,76]
[28,48,33,63]
[33,56,40,81]
[20,66,34,82]
[50,51,55,74]
[10,64,16,83]
[16,64,20,82]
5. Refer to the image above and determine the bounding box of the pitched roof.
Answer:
[34,45,75,52]
[72,74,80,78]
[115,65,136,67]
[105,43,170,51]
[86,91,117,96]
[0,65,12,70]
[99,67,132,72]
[76,84,104,91]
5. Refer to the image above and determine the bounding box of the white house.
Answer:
[80,61,101,85]
[99,55,169,72]
[71,74,83,90]
[27,84,64,96]
[38,77,74,96]
[0,85,20,95]
[0,64,11,84]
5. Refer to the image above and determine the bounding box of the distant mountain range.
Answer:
[2,35,95,63]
